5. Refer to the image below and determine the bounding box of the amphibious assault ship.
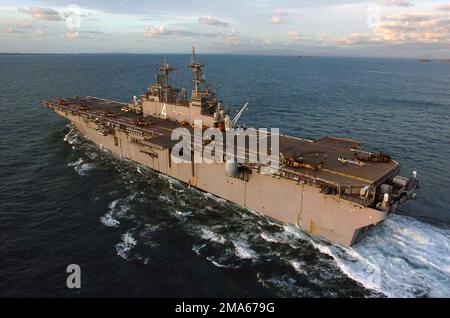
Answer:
[44,48,419,246]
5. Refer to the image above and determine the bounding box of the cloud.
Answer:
[145,25,167,36]
[198,16,229,27]
[144,25,225,39]
[377,13,450,43]
[287,31,299,40]
[385,12,439,22]
[376,0,414,7]
[4,27,24,34]
[18,7,63,21]
[333,11,450,45]
[66,31,79,38]
[333,33,373,45]
[34,29,45,36]
[437,4,450,11]
[32,29,46,41]
[271,9,288,24]
[218,30,241,46]
[14,20,33,29]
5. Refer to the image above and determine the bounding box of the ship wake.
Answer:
[309,215,450,297]
[63,124,450,298]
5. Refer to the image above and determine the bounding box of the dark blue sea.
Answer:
[0,54,449,297]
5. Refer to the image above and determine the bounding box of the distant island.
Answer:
[297,55,313,59]
[417,57,450,63]
[0,53,66,56]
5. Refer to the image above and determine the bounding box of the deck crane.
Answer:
[225,102,249,131]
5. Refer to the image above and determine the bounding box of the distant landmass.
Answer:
[416,57,450,63]
[0,53,67,56]
[1,53,450,63]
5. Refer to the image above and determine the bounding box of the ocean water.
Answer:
[0,54,449,297]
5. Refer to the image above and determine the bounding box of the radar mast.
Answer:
[158,57,177,88]
[188,47,204,93]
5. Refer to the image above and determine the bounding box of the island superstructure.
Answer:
[44,48,419,246]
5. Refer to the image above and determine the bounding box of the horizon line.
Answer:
[1,52,449,61]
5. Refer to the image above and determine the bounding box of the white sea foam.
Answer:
[158,173,184,187]
[68,156,94,176]
[63,131,70,142]
[289,260,306,274]
[203,192,227,204]
[308,215,450,298]
[200,228,226,244]
[143,224,160,233]
[366,70,408,76]
[232,239,259,260]
[175,210,192,217]
[86,152,98,160]
[261,275,303,297]
[109,199,120,210]
[206,257,237,269]
[100,213,120,227]
[115,200,132,218]
[136,255,150,265]
[247,208,264,218]
[63,125,81,145]
[68,158,83,167]
[192,243,206,256]
[260,231,295,245]
[74,162,94,176]
[282,224,311,241]
[256,272,270,289]
[158,194,174,204]
[115,232,137,260]
[100,198,133,228]
[260,232,278,243]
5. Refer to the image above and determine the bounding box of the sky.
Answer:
[1,0,450,58]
